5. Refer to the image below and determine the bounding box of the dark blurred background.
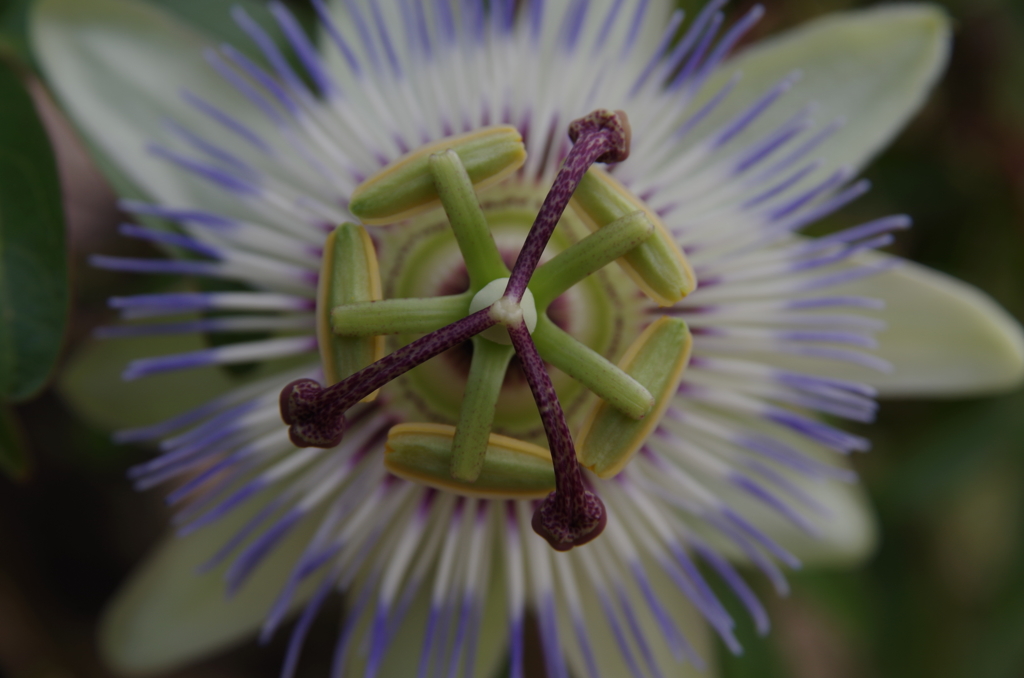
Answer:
[1,1,1023,677]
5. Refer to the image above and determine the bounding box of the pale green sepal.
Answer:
[853,254,1024,396]
[31,0,281,217]
[766,251,1024,397]
[530,210,655,308]
[343,541,509,678]
[682,415,878,566]
[560,549,718,678]
[331,293,471,336]
[58,331,240,432]
[694,4,950,178]
[532,316,653,420]
[714,481,876,567]
[765,467,878,566]
[570,167,696,306]
[577,317,692,478]
[349,126,526,226]
[429,149,509,288]
[384,423,555,499]
[451,339,514,482]
[100,498,325,675]
[317,224,385,395]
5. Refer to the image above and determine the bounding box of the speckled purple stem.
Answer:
[507,321,606,550]
[504,109,631,302]
[280,308,496,448]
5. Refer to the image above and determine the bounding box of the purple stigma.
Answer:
[505,110,631,549]
[508,322,607,551]
[505,109,631,302]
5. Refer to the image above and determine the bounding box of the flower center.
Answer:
[384,184,638,437]
[281,110,695,550]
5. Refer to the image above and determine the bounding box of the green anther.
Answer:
[316,223,384,399]
[576,316,692,478]
[429,149,509,289]
[331,293,471,336]
[349,126,527,226]
[529,210,655,308]
[385,423,556,499]
[570,167,697,306]
[450,338,515,482]
[532,316,654,420]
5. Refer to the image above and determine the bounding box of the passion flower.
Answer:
[34,0,1024,676]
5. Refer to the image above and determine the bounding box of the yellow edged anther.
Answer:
[349,126,527,225]
[576,316,692,478]
[384,423,556,499]
[317,223,385,400]
[570,167,697,306]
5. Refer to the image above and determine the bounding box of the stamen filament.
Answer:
[450,338,515,482]
[530,210,653,308]
[430,150,509,289]
[532,316,653,420]
[331,293,472,336]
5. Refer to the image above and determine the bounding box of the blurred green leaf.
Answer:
[955,463,1024,678]
[711,575,790,678]
[791,570,874,640]
[0,0,32,63]
[966,563,1024,678]
[718,628,789,678]
[0,403,30,479]
[877,393,1024,516]
[0,58,67,402]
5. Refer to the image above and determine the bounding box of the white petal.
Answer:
[767,252,1024,397]
[100,499,325,675]
[31,0,281,215]
[693,4,950,177]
